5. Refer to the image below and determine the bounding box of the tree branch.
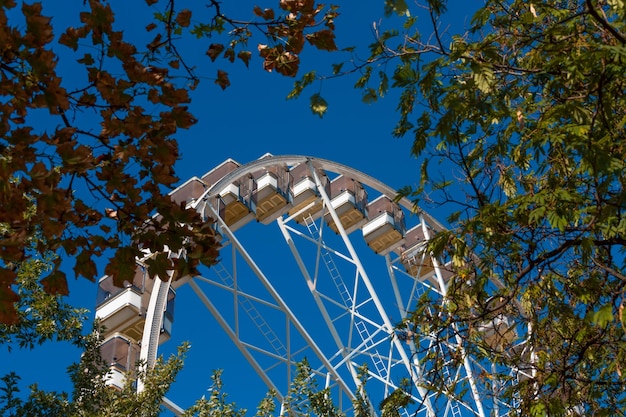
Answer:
[592,258,626,283]
[585,0,626,44]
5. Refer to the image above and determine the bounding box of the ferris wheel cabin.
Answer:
[361,195,406,255]
[287,162,328,223]
[95,265,176,389]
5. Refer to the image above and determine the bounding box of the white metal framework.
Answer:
[96,154,525,416]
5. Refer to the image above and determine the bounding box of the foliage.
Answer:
[290,0,626,415]
[1,332,366,417]
[0,257,88,350]
[281,359,344,417]
[0,327,191,417]
[182,370,248,417]
[0,0,340,325]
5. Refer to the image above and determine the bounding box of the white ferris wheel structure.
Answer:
[95,154,527,417]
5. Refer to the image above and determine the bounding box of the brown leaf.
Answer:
[255,7,275,20]
[176,9,192,27]
[264,8,275,20]
[167,105,197,129]
[306,29,337,51]
[74,251,98,281]
[0,268,17,287]
[40,270,69,296]
[215,70,230,90]
[276,51,300,77]
[105,247,140,287]
[0,282,20,325]
[206,43,225,62]
[59,28,80,50]
[286,32,305,54]
[145,252,173,281]
[237,51,252,67]
[224,48,235,63]
[22,2,54,46]
[147,33,163,51]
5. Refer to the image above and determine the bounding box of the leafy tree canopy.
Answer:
[0,257,87,350]
[0,0,339,324]
[290,0,626,414]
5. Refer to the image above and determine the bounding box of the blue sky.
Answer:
[1,0,473,413]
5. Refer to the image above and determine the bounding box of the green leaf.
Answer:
[378,71,389,97]
[354,66,372,89]
[362,88,377,103]
[591,304,614,327]
[332,62,344,75]
[309,93,328,118]
[471,63,495,93]
[384,0,410,17]
[287,71,316,99]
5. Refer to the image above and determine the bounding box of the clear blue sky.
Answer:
[1,0,471,413]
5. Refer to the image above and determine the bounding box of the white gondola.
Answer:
[476,297,517,350]
[95,267,146,339]
[398,225,434,278]
[323,175,368,234]
[252,166,290,224]
[287,162,328,223]
[362,195,405,255]
[169,177,206,208]
[202,159,255,231]
[95,266,176,343]
[100,333,140,390]
[477,315,516,349]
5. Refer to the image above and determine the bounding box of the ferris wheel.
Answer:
[94,154,527,417]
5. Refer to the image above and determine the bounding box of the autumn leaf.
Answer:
[224,48,235,63]
[176,9,192,27]
[74,250,98,280]
[59,28,80,50]
[144,252,174,281]
[253,6,275,20]
[0,285,20,325]
[206,43,225,62]
[306,29,338,51]
[105,247,140,287]
[237,50,252,67]
[287,33,305,54]
[0,0,339,328]
[40,270,69,296]
[215,70,230,90]
[259,45,300,76]
[167,105,197,129]
[22,2,54,47]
